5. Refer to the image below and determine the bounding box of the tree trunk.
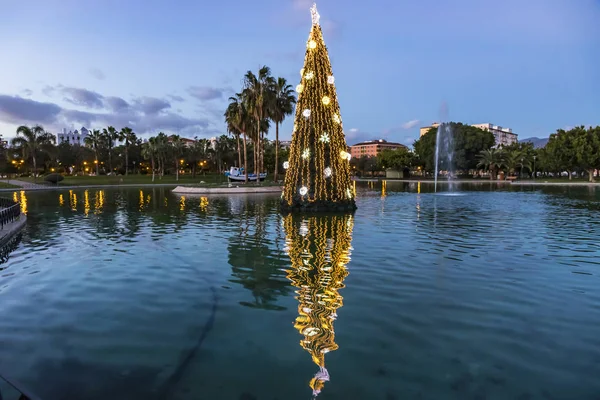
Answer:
[274,122,279,182]
[95,152,99,176]
[125,144,129,176]
[151,157,155,182]
[589,169,595,182]
[32,154,37,182]
[237,134,242,169]
[243,132,248,183]
[176,159,179,181]
[568,170,572,180]
[108,147,112,173]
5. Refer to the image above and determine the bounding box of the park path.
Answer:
[6,180,46,189]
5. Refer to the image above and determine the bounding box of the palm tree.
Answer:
[476,148,504,180]
[84,129,103,175]
[142,138,158,182]
[225,94,252,183]
[12,125,55,181]
[154,132,170,178]
[102,126,119,173]
[170,135,187,181]
[269,77,296,182]
[242,66,274,177]
[118,127,136,175]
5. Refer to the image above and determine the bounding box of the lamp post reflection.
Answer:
[283,214,354,398]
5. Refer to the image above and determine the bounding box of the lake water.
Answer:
[1,182,600,400]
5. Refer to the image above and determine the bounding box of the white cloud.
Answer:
[401,119,420,129]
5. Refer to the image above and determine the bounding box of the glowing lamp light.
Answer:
[303,109,311,118]
[322,96,331,105]
[283,161,290,169]
[296,84,304,93]
[324,167,332,178]
[346,188,352,199]
[305,71,314,80]
[308,40,317,49]
[299,186,308,196]
[340,151,351,161]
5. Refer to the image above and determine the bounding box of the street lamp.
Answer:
[533,155,537,180]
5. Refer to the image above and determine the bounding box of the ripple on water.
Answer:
[1,186,600,399]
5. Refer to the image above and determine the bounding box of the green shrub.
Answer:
[44,173,64,184]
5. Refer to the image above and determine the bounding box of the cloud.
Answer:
[168,94,185,102]
[0,95,62,124]
[187,86,226,101]
[401,119,421,129]
[104,96,130,113]
[42,85,57,97]
[0,92,216,137]
[21,89,33,97]
[62,87,105,109]
[89,68,106,81]
[131,96,171,115]
[345,128,378,145]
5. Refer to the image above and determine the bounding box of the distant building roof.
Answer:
[350,139,406,147]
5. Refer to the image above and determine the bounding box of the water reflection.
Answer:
[12,191,28,215]
[228,200,290,310]
[283,214,354,397]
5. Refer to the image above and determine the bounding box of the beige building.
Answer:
[419,122,440,137]
[350,139,407,159]
[472,123,518,147]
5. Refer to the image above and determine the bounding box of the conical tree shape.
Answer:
[283,213,354,397]
[281,3,356,212]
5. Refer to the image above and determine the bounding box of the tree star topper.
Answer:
[310,3,320,25]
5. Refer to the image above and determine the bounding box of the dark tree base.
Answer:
[280,199,357,213]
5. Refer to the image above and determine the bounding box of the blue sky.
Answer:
[0,0,598,146]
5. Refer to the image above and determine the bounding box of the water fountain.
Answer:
[433,103,454,193]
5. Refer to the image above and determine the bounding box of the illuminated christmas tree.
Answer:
[281,3,356,212]
[283,214,354,397]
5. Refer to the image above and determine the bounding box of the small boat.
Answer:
[225,167,266,182]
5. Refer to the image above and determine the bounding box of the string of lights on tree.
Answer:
[281,3,356,212]
[283,213,354,397]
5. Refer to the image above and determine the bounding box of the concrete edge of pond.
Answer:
[0,215,27,246]
[172,185,283,194]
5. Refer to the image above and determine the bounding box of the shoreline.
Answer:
[355,178,599,186]
[172,185,283,194]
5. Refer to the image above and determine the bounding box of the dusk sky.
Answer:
[1,0,598,146]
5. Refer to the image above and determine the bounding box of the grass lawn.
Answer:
[15,173,279,187]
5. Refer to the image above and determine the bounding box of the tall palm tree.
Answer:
[84,129,103,175]
[154,132,170,178]
[225,94,251,183]
[242,66,274,177]
[11,125,54,181]
[269,77,296,182]
[170,135,187,181]
[118,127,136,175]
[142,138,158,182]
[477,148,504,180]
[102,126,119,173]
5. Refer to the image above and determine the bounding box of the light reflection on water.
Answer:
[0,183,599,399]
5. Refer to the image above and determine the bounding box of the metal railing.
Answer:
[0,198,21,230]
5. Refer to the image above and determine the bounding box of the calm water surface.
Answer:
[1,182,600,399]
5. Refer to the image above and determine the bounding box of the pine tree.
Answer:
[283,213,354,398]
[281,3,356,212]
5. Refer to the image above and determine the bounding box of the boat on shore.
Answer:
[224,167,266,182]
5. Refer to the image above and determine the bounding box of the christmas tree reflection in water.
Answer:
[283,214,354,397]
